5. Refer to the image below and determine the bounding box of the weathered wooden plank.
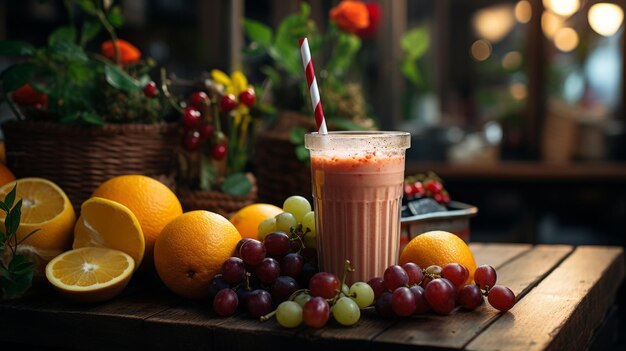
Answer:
[296,243,537,348]
[0,281,176,350]
[372,245,573,349]
[466,246,625,351]
[212,313,307,351]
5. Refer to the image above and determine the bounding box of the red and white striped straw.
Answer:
[298,37,328,134]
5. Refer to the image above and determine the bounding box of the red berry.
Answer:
[211,144,227,160]
[220,94,237,111]
[182,107,202,129]
[199,124,215,139]
[239,88,256,107]
[412,182,425,197]
[425,180,444,195]
[143,81,158,97]
[189,91,210,109]
[433,193,444,203]
[441,192,451,204]
[404,184,414,196]
[183,132,201,152]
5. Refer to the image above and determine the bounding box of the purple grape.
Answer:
[271,276,299,303]
[391,287,416,316]
[474,265,497,290]
[213,288,238,316]
[221,257,246,284]
[302,296,330,328]
[375,291,394,318]
[309,272,340,299]
[281,253,304,278]
[263,232,291,258]
[402,262,424,286]
[487,285,515,312]
[247,289,273,318]
[208,274,230,300]
[457,284,484,310]
[425,278,456,315]
[239,239,266,266]
[255,257,281,285]
[383,265,409,291]
[298,262,318,288]
[441,263,469,287]
[409,285,430,314]
[367,277,386,300]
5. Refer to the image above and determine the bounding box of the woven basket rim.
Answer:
[2,120,178,136]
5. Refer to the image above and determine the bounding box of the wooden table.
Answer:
[1,243,624,350]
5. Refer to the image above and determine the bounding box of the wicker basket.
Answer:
[253,111,317,206]
[177,173,258,217]
[2,120,179,210]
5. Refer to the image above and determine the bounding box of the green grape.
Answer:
[301,211,316,236]
[341,283,350,296]
[349,282,375,308]
[304,232,317,249]
[275,212,297,233]
[283,196,311,223]
[293,292,312,307]
[332,297,361,326]
[257,217,277,241]
[276,301,303,328]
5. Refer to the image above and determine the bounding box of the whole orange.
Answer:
[92,175,182,269]
[399,230,477,284]
[154,211,241,299]
[229,203,283,239]
[0,163,16,186]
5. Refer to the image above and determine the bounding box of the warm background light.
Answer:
[471,39,492,61]
[554,27,579,52]
[502,51,523,70]
[542,11,564,38]
[473,5,515,42]
[588,3,624,37]
[509,82,528,100]
[515,0,532,23]
[543,0,580,17]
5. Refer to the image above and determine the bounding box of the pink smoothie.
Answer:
[311,152,406,284]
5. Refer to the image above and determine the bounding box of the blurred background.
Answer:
[1,0,625,247]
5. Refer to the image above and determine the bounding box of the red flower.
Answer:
[101,39,141,64]
[330,1,370,34]
[356,3,381,39]
[11,84,48,108]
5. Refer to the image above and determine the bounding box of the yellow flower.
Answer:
[210,69,254,149]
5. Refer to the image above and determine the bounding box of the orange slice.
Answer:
[0,178,75,266]
[45,247,135,302]
[73,197,144,269]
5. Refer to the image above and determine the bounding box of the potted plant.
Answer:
[243,1,379,204]
[174,70,260,216]
[0,1,178,208]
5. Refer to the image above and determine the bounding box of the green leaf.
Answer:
[6,199,22,235]
[221,173,252,197]
[104,64,142,92]
[289,127,306,144]
[199,155,217,191]
[75,0,97,15]
[80,112,104,125]
[0,63,34,92]
[327,33,361,77]
[8,254,34,276]
[243,19,273,46]
[295,145,310,163]
[59,113,80,123]
[107,6,124,28]
[80,21,102,46]
[47,41,88,61]
[400,58,423,89]
[48,26,77,46]
[4,184,16,210]
[0,202,9,213]
[0,41,35,56]
[401,26,430,60]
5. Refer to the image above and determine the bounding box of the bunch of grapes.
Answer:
[269,262,375,328]
[210,196,318,319]
[369,263,516,318]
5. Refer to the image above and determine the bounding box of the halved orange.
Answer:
[45,247,135,302]
[0,178,75,268]
[73,197,145,269]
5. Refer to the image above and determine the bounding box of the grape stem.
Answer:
[330,259,355,304]
[260,310,276,322]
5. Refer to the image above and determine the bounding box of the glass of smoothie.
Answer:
[304,131,410,284]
